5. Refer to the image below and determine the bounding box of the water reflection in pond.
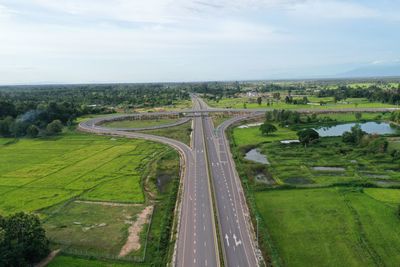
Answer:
[314,122,398,137]
[245,149,269,164]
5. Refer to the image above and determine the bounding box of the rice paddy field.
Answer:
[229,112,400,266]
[0,130,179,265]
[0,132,166,214]
[255,187,400,266]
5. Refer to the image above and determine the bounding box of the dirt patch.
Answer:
[75,200,142,207]
[34,249,60,267]
[119,205,153,257]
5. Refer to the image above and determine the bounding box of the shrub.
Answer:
[46,120,63,135]
[26,125,39,138]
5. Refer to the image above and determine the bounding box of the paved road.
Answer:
[80,99,221,267]
[175,113,220,266]
[79,96,399,267]
[193,96,260,267]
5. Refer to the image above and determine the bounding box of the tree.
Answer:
[0,117,13,137]
[46,120,63,135]
[297,128,319,146]
[0,212,49,266]
[355,112,362,121]
[257,97,262,106]
[26,125,39,138]
[260,123,277,136]
[342,124,366,145]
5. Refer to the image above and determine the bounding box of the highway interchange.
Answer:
[79,96,399,267]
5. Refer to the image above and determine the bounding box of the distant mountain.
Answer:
[338,62,400,78]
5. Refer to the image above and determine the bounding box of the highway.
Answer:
[195,96,260,267]
[79,96,399,267]
[79,98,222,267]
[175,105,220,266]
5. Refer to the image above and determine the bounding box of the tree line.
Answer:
[0,84,190,138]
[317,85,400,104]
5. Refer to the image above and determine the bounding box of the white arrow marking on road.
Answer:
[233,234,242,246]
[225,234,230,247]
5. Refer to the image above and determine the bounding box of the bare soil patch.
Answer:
[119,205,154,257]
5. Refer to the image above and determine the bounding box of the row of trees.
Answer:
[265,110,301,126]
[0,84,190,109]
[341,124,398,158]
[318,85,400,104]
[0,100,80,137]
[0,212,50,266]
[0,84,190,138]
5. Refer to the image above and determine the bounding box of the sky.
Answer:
[0,0,399,84]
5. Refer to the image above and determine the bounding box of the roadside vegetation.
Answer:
[102,118,181,129]
[228,110,400,266]
[0,84,190,138]
[211,114,233,128]
[139,120,192,146]
[198,80,400,110]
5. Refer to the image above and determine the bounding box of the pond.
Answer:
[314,122,398,137]
[245,149,269,164]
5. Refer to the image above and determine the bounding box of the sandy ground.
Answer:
[119,205,154,257]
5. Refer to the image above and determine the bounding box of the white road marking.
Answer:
[225,234,230,247]
[233,234,242,246]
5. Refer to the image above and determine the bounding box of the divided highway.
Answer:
[78,95,400,267]
[175,113,220,267]
[194,96,260,267]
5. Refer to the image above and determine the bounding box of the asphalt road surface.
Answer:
[194,96,260,267]
[175,113,220,267]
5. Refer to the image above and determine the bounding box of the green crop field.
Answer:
[102,118,181,129]
[255,188,400,266]
[0,132,167,214]
[229,111,400,266]
[0,130,180,265]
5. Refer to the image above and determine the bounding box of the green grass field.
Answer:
[48,255,144,267]
[134,100,192,113]
[212,115,233,128]
[232,112,391,147]
[43,201,143,256]
[139,120,192,146]
[102,118,181,129]
[260,137,400,185]
[233,124,297,147]
[229,111,400,266]
[207,97,397,110]
[255,188,400,266]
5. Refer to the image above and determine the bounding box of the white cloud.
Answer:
[288,0,378,19]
